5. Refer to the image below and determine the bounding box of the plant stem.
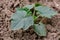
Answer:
[33,7,36,21]
[40,18,45,23]
[33,7,35,17]
[35,15,40,20]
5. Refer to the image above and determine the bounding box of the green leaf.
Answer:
[33,16,37,20]
[23,4,34,10]
[11,9,34,30]
[23,8,32,15]
[35,6,57,18]
[16,7,23,11]
[35,3,42,7]
[33,23,46,36]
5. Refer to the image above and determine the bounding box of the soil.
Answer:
[0,0,60,40]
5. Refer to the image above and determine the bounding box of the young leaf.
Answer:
[23,8,32,15]
[11,9,34,30]
[16,7,23,11]
[33,23,46,36]
[23,4,34,10]
[35,6,57,18]
[35,3,42,7]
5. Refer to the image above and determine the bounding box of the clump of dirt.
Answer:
[0,0,60,40]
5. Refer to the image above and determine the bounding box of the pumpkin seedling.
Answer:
[11,3,57,36]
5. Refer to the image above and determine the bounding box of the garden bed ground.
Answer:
[0,0,60,40]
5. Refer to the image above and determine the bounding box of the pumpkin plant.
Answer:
[11,3,57,36]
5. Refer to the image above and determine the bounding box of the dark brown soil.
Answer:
[0,0,60,40]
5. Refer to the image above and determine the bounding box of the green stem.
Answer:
[33,7,36,21]
[40,18,45,23]
[33,8,35,16]
[35,15,40,20]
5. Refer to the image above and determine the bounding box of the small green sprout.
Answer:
[11,3,57,36]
